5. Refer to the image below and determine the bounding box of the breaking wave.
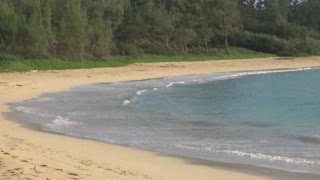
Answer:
[166,81,186,88]
[121,99,131,106]
[176,145,320,166]
[120,67,317,108]
[136,89,147,96]
[45,116,82,129]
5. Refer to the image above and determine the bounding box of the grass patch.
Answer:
[0,48,275,73]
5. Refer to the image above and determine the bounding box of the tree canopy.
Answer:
[0,0,320,60]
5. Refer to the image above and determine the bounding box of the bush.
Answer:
[233,31,287,54]
[245,22,307,40]
[142,43,180,55]
[0,53,21,60]
[232,31,320,56]
[116,42,143,56]
[290,38,320,55]
[279,40,297,56]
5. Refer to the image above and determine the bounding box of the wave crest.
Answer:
[136,89,147,96]
[166,81,185,88]
[45,116,82,128]
[176,145,320,166]
[121,99,131,106]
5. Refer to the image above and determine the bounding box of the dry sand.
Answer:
[1,56,320,180]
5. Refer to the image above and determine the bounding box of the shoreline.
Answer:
[1,57,320,179]
[6,109,320,180]
[6,66,320,180]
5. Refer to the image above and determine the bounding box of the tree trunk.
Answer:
[205,41,209,53]
[223,13,229,54]
[166,33,172,53]
[180,38,188,54]
[184,42,188,54]
[224,35,228,54]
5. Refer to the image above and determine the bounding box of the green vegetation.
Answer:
[0,0,320,64]
[0,48,273,72]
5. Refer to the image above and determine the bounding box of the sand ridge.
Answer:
[1,56,320,180]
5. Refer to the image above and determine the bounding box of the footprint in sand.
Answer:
[119,170,135,176]
[54,168,63,172]
[11,155,18,159]
[4,168,23,177]
[67,172,78,176]
[80,160,94,166]
[98,166,113,172]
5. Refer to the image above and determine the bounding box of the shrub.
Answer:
[116,42,143,56]
[233,31,287,54]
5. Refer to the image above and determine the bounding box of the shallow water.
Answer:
[7,67,320,174]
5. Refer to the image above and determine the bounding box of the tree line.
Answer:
[0,0,320,60]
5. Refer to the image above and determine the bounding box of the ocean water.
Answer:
[7,68,320,174]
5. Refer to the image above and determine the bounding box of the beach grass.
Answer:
[0,48,275,73]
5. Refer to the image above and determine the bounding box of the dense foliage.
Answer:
[0,0,320,60]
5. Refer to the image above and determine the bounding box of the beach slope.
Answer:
[1,57,320,180]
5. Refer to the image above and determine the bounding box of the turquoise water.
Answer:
[8,68,320,174]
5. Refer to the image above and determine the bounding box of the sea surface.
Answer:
[7,68,320,174]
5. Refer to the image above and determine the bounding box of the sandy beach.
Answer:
[1,57,320,180]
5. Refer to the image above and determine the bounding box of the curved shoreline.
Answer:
[1,57,320,179]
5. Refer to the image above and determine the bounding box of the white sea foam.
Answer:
[45,116,81,128]
[31,97,55,102]
[232,67,313,78]
[166,81,186,88]
[196,67,315,83]
[15,106,37,114]
[15,106,50,117]
[153,88,158,91]
[122,99,131,106]
[220,150,320,165]
[136,89,147,95]
[176,145,320,166]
